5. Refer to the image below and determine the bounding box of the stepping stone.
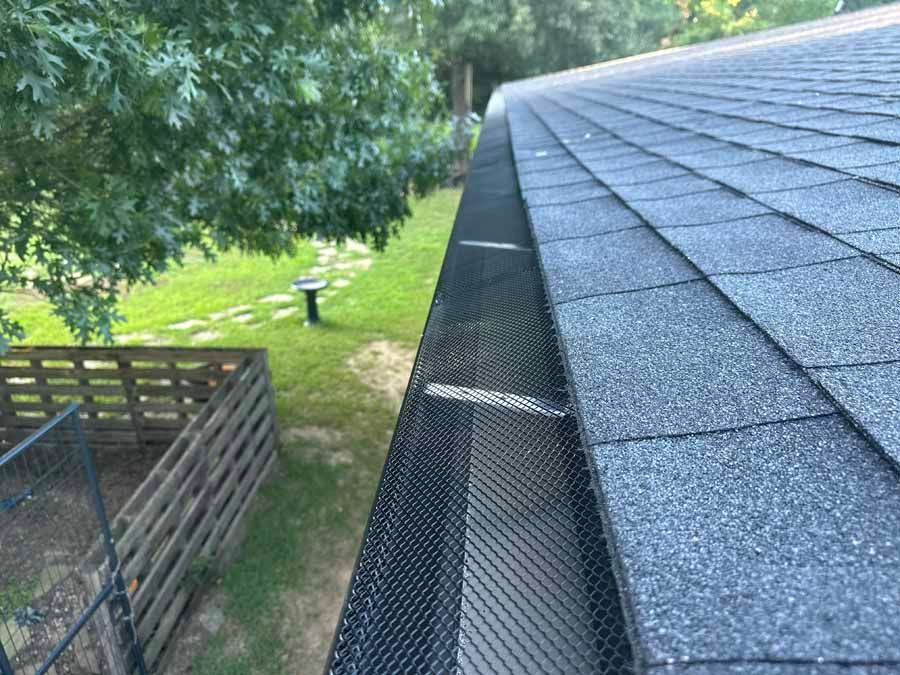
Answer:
[334,261,353,271]
[310,266,330,275]
[169,319,206,331]
[232,313,254,323]
[273,307,299,320]
[259,294,294,303]
[191,330,220,343]
[114,332,158,344]
[352,259,373,270]
[209,311,228,320]
[225,305,253,315]
[333,278,351,288]
[319,247,338,257]
[345,240,370,254]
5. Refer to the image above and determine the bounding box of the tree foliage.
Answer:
[670,0,833,45]
[670,0,897,45]
[423,0,895,112]
[0,0,452,346]
[419,0,680,111]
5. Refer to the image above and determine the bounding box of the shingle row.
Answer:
[504,21,900,664]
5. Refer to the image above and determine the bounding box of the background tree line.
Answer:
[420,0,895,115]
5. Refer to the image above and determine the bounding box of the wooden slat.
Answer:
[0,365,220,380]
[5,400,205,415]
[0,382,220,399]
[7,346,257,362]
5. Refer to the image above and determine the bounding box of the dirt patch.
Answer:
[282,426,346,446]
[282,427,353,466]
[161,590,249,674]
[0,441,169,674]
[347,341,415,412]
[279,557,354,675]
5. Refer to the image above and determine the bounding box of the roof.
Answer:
[501,5,900,672]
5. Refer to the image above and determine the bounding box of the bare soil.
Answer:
[346,340,416,413]
[0,439,170,674]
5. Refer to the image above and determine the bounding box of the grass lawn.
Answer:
[5,188,460,674]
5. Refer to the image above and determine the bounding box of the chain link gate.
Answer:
[0,403,147,675]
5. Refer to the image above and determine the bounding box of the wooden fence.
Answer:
[0,346,254,453]
[0,346,278,672]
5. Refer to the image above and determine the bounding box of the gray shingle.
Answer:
[539,227,701,302]
[650,665,900,675]
[788,140,900,169]
[556,281,833,444]
[851,161,900,186]
[700,157,845,193]
[529,196,642,242]
[515,156,582,174]
[580,149,659,172]
[673,145,773,170]
[810,363,900,467]
[756,132,855,154]
[844,119,900,143]
[658,137,733,159]
[517,166,595,190]
[594,415,900,664]
[753,179,900,233]
[633,189,771,228]
[604,159,689,186]
[521,181,610,207]
[660,215,854,273]
[836,226,900,254]
[615,174,719,201]
[713,257,900,367]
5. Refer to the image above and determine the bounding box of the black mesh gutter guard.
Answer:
[326,93,634,675]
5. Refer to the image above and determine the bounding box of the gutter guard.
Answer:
[326,93,634,675]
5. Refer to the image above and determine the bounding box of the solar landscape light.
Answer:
[292,276,328,325]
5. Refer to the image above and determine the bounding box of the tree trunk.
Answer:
[451,60,474,180]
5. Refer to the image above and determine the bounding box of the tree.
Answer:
[0,0,452,347]
[421,0,679,114]
[669,0,837,45]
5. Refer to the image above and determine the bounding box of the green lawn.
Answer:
[6,188,460,674]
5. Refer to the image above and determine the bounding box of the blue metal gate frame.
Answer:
[0,404,147,675]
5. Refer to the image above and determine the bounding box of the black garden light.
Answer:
[292,276,328,325]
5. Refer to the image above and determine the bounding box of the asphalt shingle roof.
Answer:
[500,5,900,672]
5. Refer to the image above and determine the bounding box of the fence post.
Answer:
[0,639,13,675]
[72,410,149,675]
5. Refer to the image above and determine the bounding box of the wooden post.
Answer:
[451,59,474,180]
[117,356,147,451]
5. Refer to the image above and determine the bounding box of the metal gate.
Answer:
[0,403,147,675]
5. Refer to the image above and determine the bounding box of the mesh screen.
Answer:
[327,94,634,674]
